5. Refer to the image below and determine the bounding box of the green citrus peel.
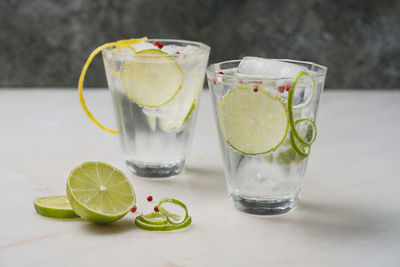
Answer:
[135,198,191,231]
[287,72,317,156]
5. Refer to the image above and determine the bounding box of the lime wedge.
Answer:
[66,161,135,224]
[217,87,289,155]
[121,49,183,107]
[33,196,80,219]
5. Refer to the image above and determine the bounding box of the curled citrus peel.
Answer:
[287,72,317,156]
[135,198,192,231]
[78,37,148,134]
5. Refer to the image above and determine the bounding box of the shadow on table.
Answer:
[184,166,226,193]
[81,218,135,235]
[266,200,392,241]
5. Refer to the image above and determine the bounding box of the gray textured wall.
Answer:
[1,0,399,89]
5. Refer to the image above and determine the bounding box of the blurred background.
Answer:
[0,0,399,89]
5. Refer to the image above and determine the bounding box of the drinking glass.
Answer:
[102,39,210,178]
[207,59,327,214]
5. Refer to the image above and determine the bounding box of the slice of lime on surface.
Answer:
[34,196,80,219]
[67,161,135,224]
[121,49,183,107]
[217,87,288,155]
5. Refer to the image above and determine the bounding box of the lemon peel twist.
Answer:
[78,37,148,134]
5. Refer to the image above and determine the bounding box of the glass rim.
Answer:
[102,38,210,57]
[207,59,328,81]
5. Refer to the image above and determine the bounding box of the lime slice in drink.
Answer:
[121,49,183,107]
[159,100,197,132]
[217,87,289,155]
[140,212,168,225]
[158,71,204,132]
[66,161,135,224]
[33,196,80,219]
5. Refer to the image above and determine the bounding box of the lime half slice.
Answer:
[66,161,135,224]
[34,196,79,219]
[121,49,183,107]
[218,87,288,155]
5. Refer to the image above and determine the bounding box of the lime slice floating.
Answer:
[66,161,135,224]
[158,70,204,132]
[159,100,197,132]
[121,49,183,107]
[217,87,289,155]
[33,196,80,219]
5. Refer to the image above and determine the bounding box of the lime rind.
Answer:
[294,118,317,145]
[290,131,310,157]
[121,49,183,108]
[218,87,289,155]
[141,212,168,225]
[292,76,315,109]
[158,198,189,225]
[135,215,192,231]
[183,101,196,125]
[288,73,318,151]
[33,196,80,219]
[67,161,136,224]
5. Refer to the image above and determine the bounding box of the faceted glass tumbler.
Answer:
[207,59,327,215]
[102,39,210,178]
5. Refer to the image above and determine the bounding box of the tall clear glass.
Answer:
[207,59,327,215]
[102,39,210,178]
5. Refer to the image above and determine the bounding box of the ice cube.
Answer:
[131,41,156,52]
[237,57,307,78]
[162,44,185,55]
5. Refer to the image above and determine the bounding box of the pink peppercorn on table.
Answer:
[0,89,399,266]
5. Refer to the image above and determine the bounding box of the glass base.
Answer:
[126,160,185,178]
[232,194,299,215]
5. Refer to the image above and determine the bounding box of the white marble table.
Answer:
[0,89,399,267]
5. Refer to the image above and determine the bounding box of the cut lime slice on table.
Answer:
[217,87,289,155]
[33,196,80,219]
[67,161,135,224]
[121,49,183,107]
